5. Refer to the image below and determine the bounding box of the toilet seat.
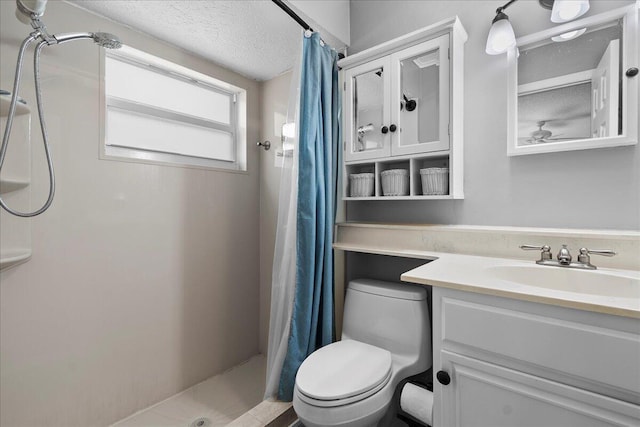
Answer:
[295,340,392,408]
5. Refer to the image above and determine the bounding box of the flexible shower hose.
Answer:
[0,33,56,217]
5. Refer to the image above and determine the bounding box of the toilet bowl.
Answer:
[293,279,431,427]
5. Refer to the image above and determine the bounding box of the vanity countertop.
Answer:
[334,222,640,320]
[400,253,640,319]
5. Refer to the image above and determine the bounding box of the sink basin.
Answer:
[486,265,640,299]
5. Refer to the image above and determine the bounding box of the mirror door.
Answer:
[507,5,638,156]
[391,35,450,156]
[344,57,391,161]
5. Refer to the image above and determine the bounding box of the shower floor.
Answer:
[111,355,266,427]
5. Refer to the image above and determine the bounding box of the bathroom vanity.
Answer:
[334,223,640,426]
[400,249,640,426]
[423,287,640,426]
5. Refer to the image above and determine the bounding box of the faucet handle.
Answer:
[577,248,617,269]
[579,248,617,257]
[520,244,552,261]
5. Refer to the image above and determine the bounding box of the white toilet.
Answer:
[293,278,431,427]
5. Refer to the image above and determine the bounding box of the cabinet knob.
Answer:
[389,124,397,132]
[381,126,389,134]
[436,370,451,385]
[626,67,639,77]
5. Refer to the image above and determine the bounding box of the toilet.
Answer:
[293,278,431,427]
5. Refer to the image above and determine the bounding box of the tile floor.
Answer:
[226,400,295,427]
[111,355,266,427]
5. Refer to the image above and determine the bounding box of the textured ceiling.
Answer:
[66,0,304,81]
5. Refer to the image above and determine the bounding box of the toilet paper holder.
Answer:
[398,380,434,427]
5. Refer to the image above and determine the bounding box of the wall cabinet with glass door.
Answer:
[340,17,466,200]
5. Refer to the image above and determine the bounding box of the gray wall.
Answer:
[347,0,639,230]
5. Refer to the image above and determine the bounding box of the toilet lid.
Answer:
[296,340,392,402]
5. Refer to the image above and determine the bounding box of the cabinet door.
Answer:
[390,35,450,156]
[437,351,640,427]
[344,57,392,162]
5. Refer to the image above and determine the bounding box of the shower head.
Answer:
[53,32,122,49]
[92,32,122,49]
[15,0,47,24]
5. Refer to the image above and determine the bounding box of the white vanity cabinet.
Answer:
[339,17,466,200]
[432,287,640,427]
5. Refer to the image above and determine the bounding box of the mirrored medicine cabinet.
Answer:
[339,17,467,200]
[507,4,639,156]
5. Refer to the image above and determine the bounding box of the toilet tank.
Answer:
[342,279,431,362]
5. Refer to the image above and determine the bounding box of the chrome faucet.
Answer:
[519,244,616,270]
[556,244,572,265]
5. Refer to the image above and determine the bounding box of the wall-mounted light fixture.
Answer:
[485,0,517,55]
[542,0,591,23]
[486,0,591,54]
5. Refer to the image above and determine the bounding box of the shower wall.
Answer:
[259,71,292,354]
[0,2,261,426]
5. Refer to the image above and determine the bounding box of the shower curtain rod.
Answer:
[272,0,314,32]
[271,0,345,60]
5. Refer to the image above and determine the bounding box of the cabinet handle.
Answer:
[389,124,397,132]
[381,126,389,134]
[436,370,451,385]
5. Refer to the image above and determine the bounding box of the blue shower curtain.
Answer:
[277,32,341,401]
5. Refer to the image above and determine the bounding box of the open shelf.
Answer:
[0,178,30,194]
[0,250,32,271]
[344,152,457,200]
[344,195,455,201]
[1,92,32,273]
[0,94,30,116]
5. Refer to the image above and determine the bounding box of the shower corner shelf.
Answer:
[0,178,30,194]
[0,94,30,116]
[0,250,32,272]
[1,92,32,274]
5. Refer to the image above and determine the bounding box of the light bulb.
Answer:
[486,13,516,55]
[551,28,587,42]
[551,0,590,23]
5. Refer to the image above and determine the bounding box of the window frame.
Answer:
[100,45,247,172]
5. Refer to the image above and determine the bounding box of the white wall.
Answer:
[347,0,639,230]
[289,0,350,50]
[0,2,261,426]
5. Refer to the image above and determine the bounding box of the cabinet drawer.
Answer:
[439,295,640,398]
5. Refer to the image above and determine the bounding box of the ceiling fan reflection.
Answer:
[526,120,578,144]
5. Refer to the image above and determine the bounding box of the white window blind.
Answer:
[103,46,246,170]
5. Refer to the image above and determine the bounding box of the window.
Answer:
[102,46,247,171]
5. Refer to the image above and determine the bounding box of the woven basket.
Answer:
[381,169,409,196]
[420,167,449,195]
[349,173,375,197]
